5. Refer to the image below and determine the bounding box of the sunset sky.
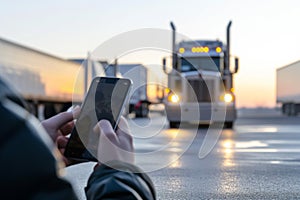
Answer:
[1,0,299,108]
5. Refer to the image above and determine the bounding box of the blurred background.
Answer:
[1,0,299,109]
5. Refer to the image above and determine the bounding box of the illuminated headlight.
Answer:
[223,93,233,103]
[167,93,180,103]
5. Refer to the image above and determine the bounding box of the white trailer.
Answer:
[276,60,300,116]
[105,64,149,118]
[0,37,101,119]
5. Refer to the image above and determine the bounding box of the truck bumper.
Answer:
[165,103,236,123]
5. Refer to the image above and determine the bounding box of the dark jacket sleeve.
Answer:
[0,98,78,200]
[85,161,156,200]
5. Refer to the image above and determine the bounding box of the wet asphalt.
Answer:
[65,109,300,199]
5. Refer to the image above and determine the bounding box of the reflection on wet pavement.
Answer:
[219,124,300,165]
[236,125,300,133]
[65,114,300,199]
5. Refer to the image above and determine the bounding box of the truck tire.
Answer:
[169,121,180,128]
[284,103,296,116]
[224,121,234,129]
[282,104,287,115]
[290,104,296,116]
[135,102,149,118]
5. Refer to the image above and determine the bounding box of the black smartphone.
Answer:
[64,77,132,161]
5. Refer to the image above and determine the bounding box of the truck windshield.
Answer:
[180,57,222,72]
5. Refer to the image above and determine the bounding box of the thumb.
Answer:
[98,120,118,143]
[99,120,114,133]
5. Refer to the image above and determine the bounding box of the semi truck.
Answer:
[162,21,239,128]
[276,60,300,116]
[105,63,149,118]
[0,37,102,119]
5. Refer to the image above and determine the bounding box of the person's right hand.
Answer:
[95,117,134,165]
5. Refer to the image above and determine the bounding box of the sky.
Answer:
[1,0,300,108]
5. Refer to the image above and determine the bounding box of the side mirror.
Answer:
[234,57,239,73]
[162,58,166,73]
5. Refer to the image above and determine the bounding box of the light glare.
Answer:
[224,93,233,103]
[168,93,180,103]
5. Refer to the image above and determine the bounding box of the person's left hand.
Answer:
[41,106,80,166]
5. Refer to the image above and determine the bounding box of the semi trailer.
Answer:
[277,60,300,116]
[105,63,149,118]
[0,37,101,119]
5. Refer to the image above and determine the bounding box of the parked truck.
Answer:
[0,37,101,119]
[105,63,149,118]
[276,60,300,116]
[162,21,239,128]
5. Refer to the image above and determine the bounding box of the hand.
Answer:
[95,117,134,165]
[41,106,80,166]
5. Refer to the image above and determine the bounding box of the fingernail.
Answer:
[74,105,80,109]
[67,105,80,113]
[73,105,80,111]
[93,124,100,133]
[72,106,81,115]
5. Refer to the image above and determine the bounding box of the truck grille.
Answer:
[187,79,214,102]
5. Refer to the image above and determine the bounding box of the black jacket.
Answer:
[0,79,155,200]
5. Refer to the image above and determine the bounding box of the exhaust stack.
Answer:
[170,21,177,70]
[224,21,232,75]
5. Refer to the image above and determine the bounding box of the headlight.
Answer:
[167,93,180,103]
[223,93,233,103]
[221,93,234,103]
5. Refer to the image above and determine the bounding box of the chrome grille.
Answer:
[187,79,214,102]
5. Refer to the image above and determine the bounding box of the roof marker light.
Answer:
[204,47,209,53]
[179,47,185,54]
[216,47,222,53]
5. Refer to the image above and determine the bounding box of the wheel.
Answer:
[129,104,134,114]
[135,102,149,118]
[169,121,180,128]
[290,104,296,116]
[224,122,234,129]
[282,104,287,115]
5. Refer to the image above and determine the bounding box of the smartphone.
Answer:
[64,77,132,161]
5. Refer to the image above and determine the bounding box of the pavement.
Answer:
[65,109,300,199]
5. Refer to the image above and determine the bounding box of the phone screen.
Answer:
[64,77,132,161]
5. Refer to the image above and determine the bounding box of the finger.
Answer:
[57,136,68,149]
[116,117,132,139]
[60,121,75,136]
[72,106,81,119]
[43,111,74,130]
[57,148,72,167]
[117,116,130,133]
[116,117,133,152]
[93,123,100,134]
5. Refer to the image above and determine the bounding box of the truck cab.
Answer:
[163,21,239,128]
